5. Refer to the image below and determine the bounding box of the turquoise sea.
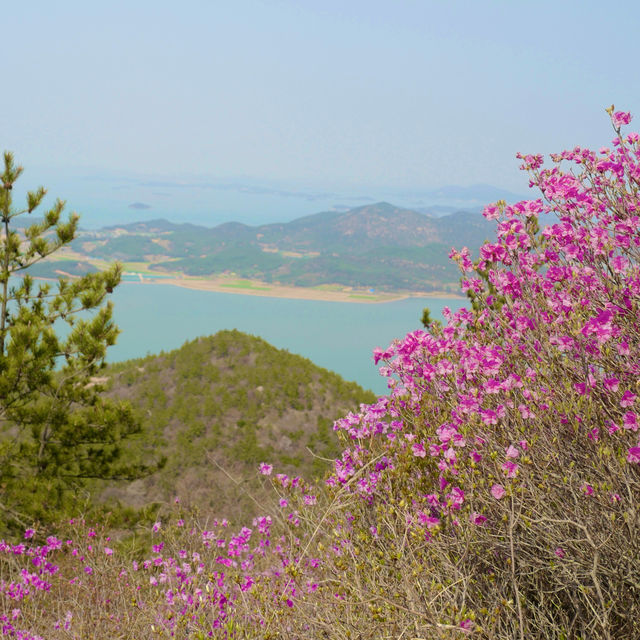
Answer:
[106,283,462,395]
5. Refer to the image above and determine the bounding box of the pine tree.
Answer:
[0,152,147,534]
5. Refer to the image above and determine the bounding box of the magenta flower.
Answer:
[623,412,638,431]
[412,442,426,458]
[505,445,520,459]
[612,111,632,127]
[611,255,629,273]
[418,514,440,529]
[555,547,565,558]
[482,203,501,220]
[491,484,506,500]
[480,409,498,425]
[620,391,637,408]
[617,341,630,356]
[259,462,273,475]
[574,382,588,396]
[470,512,487,526]
[581,483,594,496]
[627,447,640,464]
[460,618,474,631]
[502,461,519,478]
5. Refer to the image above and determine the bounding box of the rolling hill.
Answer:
[93,330,376,522]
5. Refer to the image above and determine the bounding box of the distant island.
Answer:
[29,202,495,302]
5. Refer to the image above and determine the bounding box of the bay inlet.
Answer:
[106,283,461,395]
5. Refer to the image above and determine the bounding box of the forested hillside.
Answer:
[95,330,376,521]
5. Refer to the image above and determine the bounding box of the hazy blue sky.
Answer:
[4,0,639,193]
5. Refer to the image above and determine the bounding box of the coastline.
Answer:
[38,266,464,304]
[43,250,464,304]
[139,275,462,304]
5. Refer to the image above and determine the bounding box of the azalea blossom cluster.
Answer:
[334,108,640,498]
[323,108,640,636]
[0,490,321,639]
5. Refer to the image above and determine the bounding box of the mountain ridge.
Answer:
[33,201,496,292]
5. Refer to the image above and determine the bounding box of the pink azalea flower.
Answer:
[480,409,498,425]
[470,512,487,526]
[623,412,638,431]
[502,461,519,478]
[574,382,588,395]
[412,442,426,458]
[581,483,594,496]
[259,462,273,475]
[518,404,535,419]
[448,486,465,509]
[611,255,629,273]
[491,484,506,499]
[612,111,632,127]
[555,547,565,558]
[418,514,440,529]
[616,341,630,356]
[627,447,640,464]
[620,391,637,407]
[505,445,520,459]
[482,204,501,220]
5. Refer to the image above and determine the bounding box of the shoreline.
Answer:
[38,269,464,304]
[136,275,462,304]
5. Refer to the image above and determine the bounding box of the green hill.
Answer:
[95,330,376,522]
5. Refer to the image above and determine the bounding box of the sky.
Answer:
[3,0,640,213]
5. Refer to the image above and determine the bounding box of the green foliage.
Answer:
[100,330,375,522]
[420,305,442,330]
[0,152,151,535]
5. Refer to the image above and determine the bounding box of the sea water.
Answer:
[106,283,462,395]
